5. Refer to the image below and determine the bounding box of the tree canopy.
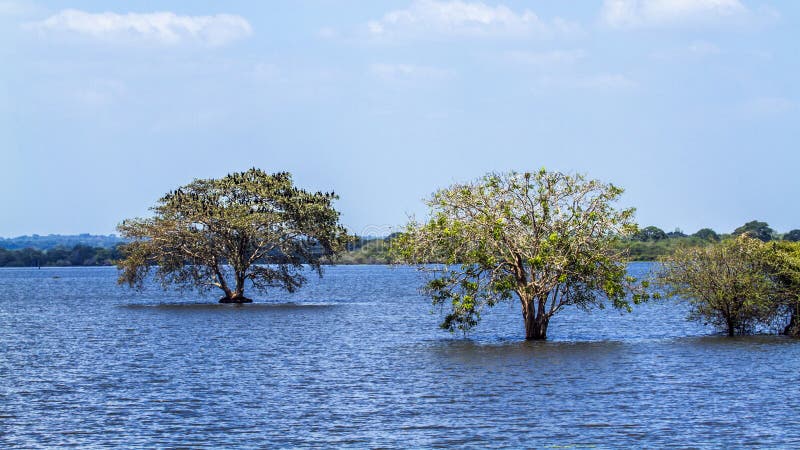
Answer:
[765,241,800,336]
[783,229,800,242]
[634,226,669,242]
[666,229,687,238]
[657,236,780,336]
[394,169,645,340]
[692,228,720,242]
[117,169,349,303]
[733,220,775,242]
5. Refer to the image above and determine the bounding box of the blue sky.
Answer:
[2,0,798,237]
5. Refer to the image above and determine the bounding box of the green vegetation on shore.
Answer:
[342,222,800,265]
[0,234,123,250]
[1,221,798,267]
[336,234,399,265]
[0,245,123,267]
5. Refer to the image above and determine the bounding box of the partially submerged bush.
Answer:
[657,236,780,336]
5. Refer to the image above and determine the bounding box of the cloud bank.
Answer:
[600,0,750,28]
[27,9,252,47]
[365,0,580,40]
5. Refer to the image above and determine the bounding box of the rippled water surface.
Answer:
[2,264,800,448]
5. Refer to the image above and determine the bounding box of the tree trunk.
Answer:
[219,292,252,304]
[523,299,549,340]
[783,307,799,337]
[219,271,252,303]
[726,320,735,337]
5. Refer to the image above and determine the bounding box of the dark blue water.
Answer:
[2,263,799,448]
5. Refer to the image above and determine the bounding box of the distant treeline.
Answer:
[0,223,797,267]
[338,234,400,265]
[340,221,800,263]
[0,234,124,250]
[0,235,398,267]
[0,245,123,267]
[624,221,800,261]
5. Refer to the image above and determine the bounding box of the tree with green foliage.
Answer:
[783,229,800,242]
[764,241,800,336]
[733,220,775,242]
[693,228,720,242]
[657,236,780,336]
[634,226,669,242]
[338,236,394,264]
[667,228,687,238]
[117,169,349,303]
[0,244,122,267]
[394,170,646,341]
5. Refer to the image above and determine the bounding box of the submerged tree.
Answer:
[117,169,349,303]
[765,241,800,336]
[394,169,646,341]
[657,236,779,336]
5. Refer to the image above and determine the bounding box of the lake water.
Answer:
[2,263,799,448]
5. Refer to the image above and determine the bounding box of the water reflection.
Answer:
[429,338,627,358]
[668,334,800,352]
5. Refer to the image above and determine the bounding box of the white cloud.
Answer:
[27,9,252,47]
[369,63,453,81]
[600,0,751,28]
[365,0,580,40]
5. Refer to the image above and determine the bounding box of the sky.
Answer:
[1,0,798,237]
